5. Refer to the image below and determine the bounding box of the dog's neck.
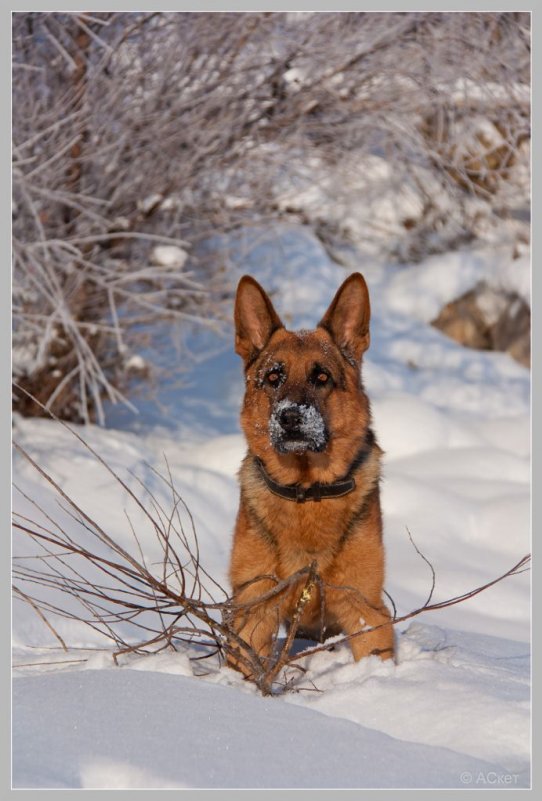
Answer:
[253,429,375,499]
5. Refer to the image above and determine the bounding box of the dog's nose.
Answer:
[279,406,302,432]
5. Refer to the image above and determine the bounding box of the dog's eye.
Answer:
[266,371,282,387]
[312,370,331,387]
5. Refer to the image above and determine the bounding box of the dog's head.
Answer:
[234,273,372,470]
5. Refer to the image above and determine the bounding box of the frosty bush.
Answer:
[12,12,530,422]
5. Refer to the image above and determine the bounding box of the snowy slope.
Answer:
[12,225,530,788]
[13,669,523,789]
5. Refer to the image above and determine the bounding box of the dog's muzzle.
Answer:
[269,400,328,454]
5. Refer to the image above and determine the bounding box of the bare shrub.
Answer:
[12,397,530,696]
[12,12,530,421]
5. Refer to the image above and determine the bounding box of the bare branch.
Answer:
[13,12,530,422]
[12,396,531,695]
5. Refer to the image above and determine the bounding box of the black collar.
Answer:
[254,429,374,503]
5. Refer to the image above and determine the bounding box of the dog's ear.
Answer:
[318,273,371,363]
[234,276,283,363]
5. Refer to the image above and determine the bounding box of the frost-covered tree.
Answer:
[12,12,530,422]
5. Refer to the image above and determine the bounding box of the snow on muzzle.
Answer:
[269,399,328,454]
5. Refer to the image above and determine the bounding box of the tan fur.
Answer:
[228,274,394,677]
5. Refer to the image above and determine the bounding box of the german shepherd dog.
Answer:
[228,273,394,677]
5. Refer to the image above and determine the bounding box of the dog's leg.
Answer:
[227,578,282,679]
[326,522,395,662]
[227,507,281,679]
[333,595,395,662]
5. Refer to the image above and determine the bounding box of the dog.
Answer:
[227,273,394,678]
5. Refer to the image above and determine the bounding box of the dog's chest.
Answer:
[262,495,354,574]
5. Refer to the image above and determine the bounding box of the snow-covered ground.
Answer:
[12,226,530,788]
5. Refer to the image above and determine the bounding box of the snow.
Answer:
[12,225,530,788]
[381,248,531,321]
[138,193,163,214]
[123,353,147,372]
[269,399,327,453]
[13,668,523,789]
[448,77,531,106]
[150,244,188,269]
